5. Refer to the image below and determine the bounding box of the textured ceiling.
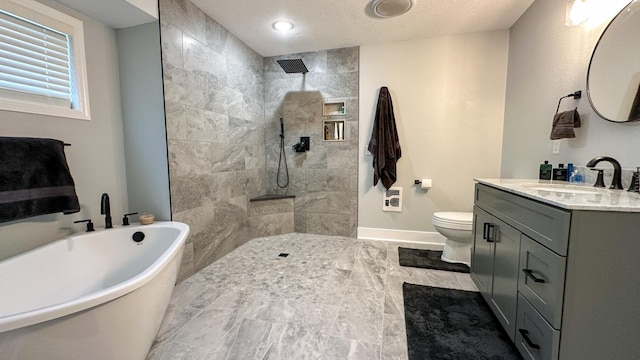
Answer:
[191,0,535,57]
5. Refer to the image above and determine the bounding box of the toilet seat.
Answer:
[432,212,473,231]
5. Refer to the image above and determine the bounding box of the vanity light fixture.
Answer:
[371,0,414,18]
[566,0,589,26]
[272,20,294,32]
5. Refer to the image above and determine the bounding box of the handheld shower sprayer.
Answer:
[277,118,289,189]
[280,118,285,138]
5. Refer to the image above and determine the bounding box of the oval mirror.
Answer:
[587,1,640,122]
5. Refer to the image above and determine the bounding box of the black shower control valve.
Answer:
[122,212,138,226]
[74,218,95,232]
[292,136,310,152]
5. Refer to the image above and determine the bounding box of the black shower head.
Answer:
[276,59,308,74]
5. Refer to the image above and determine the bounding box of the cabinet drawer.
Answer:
[515,294,560,360]
[518,236,566,329]
[475,184,570,255]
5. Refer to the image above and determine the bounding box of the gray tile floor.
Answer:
[147,233,478,360]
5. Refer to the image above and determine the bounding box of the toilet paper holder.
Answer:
[414,179,432,189]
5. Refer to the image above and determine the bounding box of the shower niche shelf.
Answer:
[324,120,345,141]
[322,100,346,116]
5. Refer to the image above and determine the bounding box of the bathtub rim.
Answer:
[0,221,189,333]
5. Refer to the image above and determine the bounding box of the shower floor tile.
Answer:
[147,234,477,360]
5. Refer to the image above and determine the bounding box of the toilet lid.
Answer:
[432,212,473,224]
[432,212,473,231]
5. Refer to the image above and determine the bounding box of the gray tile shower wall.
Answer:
[160,0,266,281]
[264,48,359,238]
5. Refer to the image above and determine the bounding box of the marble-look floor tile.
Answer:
[219,318,277,359]
[348,258,386,291]
[331,307,384,344]
[264,322,329,360]
[322,336,381,360]
[148,234,479,360]
[146,341,209,360]
[173,290,252,350]
[381,315,408,360]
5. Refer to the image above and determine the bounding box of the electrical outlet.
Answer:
[552,140,560,154]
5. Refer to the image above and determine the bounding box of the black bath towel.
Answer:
[0,137,80,223]
[368,86,401,189]
[550,108,581,140]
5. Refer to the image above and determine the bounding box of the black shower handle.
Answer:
[280,118,284,135]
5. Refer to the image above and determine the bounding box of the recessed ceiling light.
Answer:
[371,0,414,18]
[273,20,294,31]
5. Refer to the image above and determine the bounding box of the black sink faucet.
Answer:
[586,156,623,189]
[101,193,113,228]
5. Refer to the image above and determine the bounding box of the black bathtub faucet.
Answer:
[586,156,623,189]
[101,193,113,228]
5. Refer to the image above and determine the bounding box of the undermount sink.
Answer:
[529,187,602,195]
[521,183,607,195]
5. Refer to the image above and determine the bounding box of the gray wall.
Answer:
[502,0,639,177]
[358,32,508,235]
[264,48,359,238]
[159,0,266,280]
[0,0,128,260]
[117,21,171,221]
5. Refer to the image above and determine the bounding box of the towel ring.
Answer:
[556,90,582,113]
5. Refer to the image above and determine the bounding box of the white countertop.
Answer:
[475,178,640,212]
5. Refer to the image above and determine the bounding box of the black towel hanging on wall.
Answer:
[368,86,402,189]
[550,91,582,140]
[0,137,80,223]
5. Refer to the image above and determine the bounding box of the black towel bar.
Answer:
[63,143,71,146]
[556,90,582,113]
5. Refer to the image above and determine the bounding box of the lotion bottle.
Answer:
[539,161,552,180]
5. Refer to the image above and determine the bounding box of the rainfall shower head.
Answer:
[276,59,308,74]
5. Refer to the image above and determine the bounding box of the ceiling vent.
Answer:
[371,0,414,18]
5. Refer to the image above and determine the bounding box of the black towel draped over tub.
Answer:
[0,137,80,223]
[368,86,402,189]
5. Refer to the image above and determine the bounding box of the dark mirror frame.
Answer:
[586,1,640,123]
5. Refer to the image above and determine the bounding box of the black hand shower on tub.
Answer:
[277,118,289,188]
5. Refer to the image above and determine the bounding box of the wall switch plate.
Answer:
[552,140,560,154]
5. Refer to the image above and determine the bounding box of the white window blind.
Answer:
[0,10,72,108]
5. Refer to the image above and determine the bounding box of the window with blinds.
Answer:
[0,11,72,108]
[0,0,90,120]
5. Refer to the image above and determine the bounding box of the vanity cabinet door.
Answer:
[471,206,494,302]
[490,217,521,340]
[516,294,560,360]
[518,235,566,329]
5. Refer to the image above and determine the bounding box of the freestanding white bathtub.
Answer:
[0,221,189,360]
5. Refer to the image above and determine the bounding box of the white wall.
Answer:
[501,0,637,178]
[358,31,509,234]
[0,0,128,259]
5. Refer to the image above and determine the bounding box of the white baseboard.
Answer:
[357,227,445,249]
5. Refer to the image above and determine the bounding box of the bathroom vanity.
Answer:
[471,179,640,360]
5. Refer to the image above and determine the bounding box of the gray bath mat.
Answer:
[398,247,470,273]
[403,283,520,360]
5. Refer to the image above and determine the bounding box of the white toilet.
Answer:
[432,212,473,266]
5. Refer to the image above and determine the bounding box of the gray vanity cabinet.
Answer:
[471,205,520,340]
[472,182,640,360]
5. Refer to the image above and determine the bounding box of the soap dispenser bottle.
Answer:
[539,161,552,180]
[553,163,567,181]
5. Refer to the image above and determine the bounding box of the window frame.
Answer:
[0,0,90,120]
